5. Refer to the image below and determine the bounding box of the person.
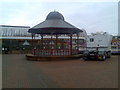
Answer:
[4,47,8,54]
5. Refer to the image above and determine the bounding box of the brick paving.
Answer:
[2,54,118,88]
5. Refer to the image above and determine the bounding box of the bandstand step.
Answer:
[26,54,83,61]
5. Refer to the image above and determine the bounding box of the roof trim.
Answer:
[0,25,30,28]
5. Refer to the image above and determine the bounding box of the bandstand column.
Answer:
[70,33,73,55]
[32,33,35,55]
[77,33,79,51]
[50,33,53,56]
[41,34,43,55]
[33,33,35,48]
[56,34,58,55]
[31,33,34,51]
[56,34,58,49]
[41,34,43,48]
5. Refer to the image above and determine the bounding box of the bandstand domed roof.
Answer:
[29,11,82,34]
[46,11,64,20]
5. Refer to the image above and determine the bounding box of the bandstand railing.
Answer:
[32,49,78,56]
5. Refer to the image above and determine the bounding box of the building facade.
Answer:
[111,36,120,54]
[0,25,32,54]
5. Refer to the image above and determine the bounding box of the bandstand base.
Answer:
[26,54,82,61]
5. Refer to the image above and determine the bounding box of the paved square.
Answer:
[2,54,118,88]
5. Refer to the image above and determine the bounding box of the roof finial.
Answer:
[54,9,56,12]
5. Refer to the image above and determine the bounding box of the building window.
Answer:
[90,38,94,42]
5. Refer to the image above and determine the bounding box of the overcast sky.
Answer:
[0,0,118,35]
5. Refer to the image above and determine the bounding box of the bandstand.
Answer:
[26,11,83,61]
